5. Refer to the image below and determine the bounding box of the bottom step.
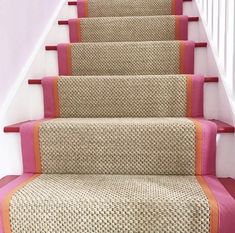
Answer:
[1,174,235,233]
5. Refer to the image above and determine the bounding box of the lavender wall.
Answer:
[0,0,61,109]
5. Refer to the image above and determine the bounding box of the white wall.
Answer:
[0,0,68,177]
[0,0,64,109]
[195,0,235,125]
[189,1,235,177]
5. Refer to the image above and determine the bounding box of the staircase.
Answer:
[1,0,235,232]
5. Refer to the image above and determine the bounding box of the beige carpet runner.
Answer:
[57,40,194,76]
[1,0,235,233]
[68,15,188,43]
[42,75,203,118]
[9,175,212,233]
[20,118,216,175]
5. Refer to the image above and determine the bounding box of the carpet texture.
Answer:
[9,175,210,233]
[57,41,195,76]
[1,0,235,232]
[20,118,216,175]
[42,75,204,118]
[68,15,188,43]
[1,174,235,233]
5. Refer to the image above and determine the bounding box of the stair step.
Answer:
[40,75,205,118]
[48,41,199,76]
[2,175,234,201]
[68,0,185,18]
[28,76,218,84]
[58,16,199,25]
[2,174,232,200]
[30,75,219,118]
[61,16,189,43]
[45,42,207,51]
[57,15,201,43]
[1,174,234,232]
[68,0,193,5]
[4,119,233,134]
[6,118,216,175]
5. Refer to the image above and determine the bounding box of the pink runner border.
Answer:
[20,120,49,173]
[204,176,235,233]
[68,19,81,43]
[0,174,36,233]
[191,75,204,117]
[20,122,37,173]
[41,77,59,118]
[181,41,195,74]
[177,16,188,40]
[57,44,71,76]
[77,0,87,18]
[195,119,217,176]
[173,0,183,15]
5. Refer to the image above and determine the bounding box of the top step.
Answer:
[68,0,185,18]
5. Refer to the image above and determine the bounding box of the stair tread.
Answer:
[4,118,234,133]
[5,175,235,198]
[18,118,216,175]
[0,174,220,202]
[41,75,204,118]
[1,174,234,201]
[67,15,188,42]
[4,175,235,198]
[58,16,199,25]
[1,174,234,232]
[28,75,219,84]
[56,41,195,76]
